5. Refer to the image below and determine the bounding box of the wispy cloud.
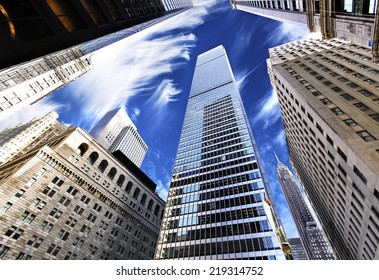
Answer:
[252,88,281,128]
[1,1,218,131]
[235,62,263,91]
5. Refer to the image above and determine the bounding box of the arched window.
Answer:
[76,143,88,156]
[125,181,133,193]
[154,205,160,216]
[97,160,108,173]
[133,187,140,200]
[107,167,117,180]
[117,175,125,187]
[87,152,99,165]
[147,199,154,211]
[160,209,164,220]
[140,194,147,205]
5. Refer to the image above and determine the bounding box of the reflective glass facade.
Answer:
[155,45,285,260]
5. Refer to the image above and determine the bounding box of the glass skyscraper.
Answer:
[155,45,285,260]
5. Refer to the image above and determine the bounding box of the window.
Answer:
[26,236,43,248]
[73,237,84,248]
[66,186,78,196]
[40,220,54,232]
[74,205,85,215]
[64,251,77,260]
[32,198,46,210]
[49,208,62,218]
[107,167,117,180]
[358,89,373,97]
[46,244,61,256]
[125,181,133,193]
[0,245,10,259]
[87,152,99,165]
[147,199,154,211]
[1,202,12,213]
[331,107,344,115]
[76,143,88,156]
[87,213,97,223]
[340,93,354,101]
[15,189,25,198]
[354,102,370,112]
[356,130,376,142]
[140,194,147,206]
[369,113,379,123]
[337,148,347,162]
[27,178,36,186]
[97,160,108,172]
[104,211,113,219]
[133,187,140,199]
[65,217,77,227]
[93,203,102,212]
[343,118,357,126]
[354,166,367,184]
[42,186,56,197]
[20,211,36,224]
[80,195,90,204]
[57,229,70,241]
[58,196,71,207]
[5,226,24,239]
[117,175,125,187]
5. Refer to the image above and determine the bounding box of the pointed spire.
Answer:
[274,151,280,163]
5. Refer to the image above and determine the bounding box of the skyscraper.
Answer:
[90,107,147,167]
[267,37,379,259]
[275,154,335,259]
[0,0,195,68]
[0,123,164,260]
[0,46,92,121]
[155,45,286,260]
[230,0,379,59]
[288,237,308,260]
[0,112,61,165]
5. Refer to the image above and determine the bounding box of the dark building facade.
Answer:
[0,0,193,68]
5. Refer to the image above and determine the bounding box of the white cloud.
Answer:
[252,88,281,128]
[235,62,263,91]
[0,99,63,132]
[69,2,217,130]
[274,129,286,147]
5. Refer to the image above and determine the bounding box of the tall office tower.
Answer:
[230,1,379,59]
[288,237,308,260]
[267,37,379,259]
[90,108,147,167]
[0,112,60,165]
[0,0,194,68]
[155,45,286,260]
[0,125,164,260]
[0,46,92,121]
[276,154,335,259]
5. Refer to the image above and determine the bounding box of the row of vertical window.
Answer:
[161,236,277,259]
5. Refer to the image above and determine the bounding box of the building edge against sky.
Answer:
[0,0,195,68]
[155,45,289,260]
[275,155,336,259]
[0,113,164,260]
[90,107,148,168]
[229,0,379,60]
[267,37,379,259]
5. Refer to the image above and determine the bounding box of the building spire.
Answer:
[274,151,280,163]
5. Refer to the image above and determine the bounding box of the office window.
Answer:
[356,130,376,142]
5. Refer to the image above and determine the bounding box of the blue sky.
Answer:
[0,0,320,238]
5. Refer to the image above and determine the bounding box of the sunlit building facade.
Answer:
[288,237,308,260]
[267,37,379,259]
[90,107,147,167]
[0,46,92,121]
[0,125,164,260]
[230,0,379,59]
[155,45,286,260]
[276,155,335,259]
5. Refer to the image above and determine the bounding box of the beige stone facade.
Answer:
[267,38,379,259]
[0,127,164,260]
